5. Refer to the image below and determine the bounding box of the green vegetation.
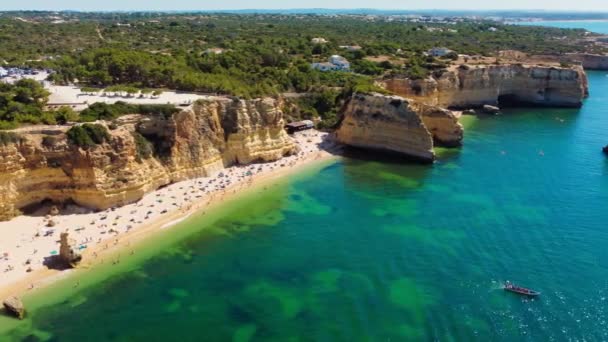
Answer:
[0,13,596,100]
[0,131,22,146]
[41,135,60,148]
[132,132,154,161]
[288,79,388,129]
[290,90,341,129]
[346,79,390,96]
[53,106,80,124]
[79,102,180,122]
[0,13,599,129]
[80,87,100,94]
[0,79,49,128]
[66,123,111,148]
[0,86,178,128]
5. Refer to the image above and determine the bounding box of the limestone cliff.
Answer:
[412,103,463,147]
[0,97,297,221]
[334,93,463,161]
[381,64,588,108]
[566,53,608,70]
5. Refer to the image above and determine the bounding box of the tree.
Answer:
[12,79,49,105]
[67,124,111,148]
[54,106,79,124]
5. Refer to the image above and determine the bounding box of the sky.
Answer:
[1,0,607,11]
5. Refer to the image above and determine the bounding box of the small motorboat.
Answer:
[603,145,608,155]
[504,281,540,297]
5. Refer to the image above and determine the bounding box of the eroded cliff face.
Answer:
[566,53,608,70]
[0,97,297,221]
[334,93,463,161]
[412,103,464,147]
[381,64,588,108]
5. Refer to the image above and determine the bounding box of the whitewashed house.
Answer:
[311,37,328,44]
[329,55,350,69]
[204,48,225,55]
[428,47,454,57]
[339,45,362,52]
[311,55,351,72]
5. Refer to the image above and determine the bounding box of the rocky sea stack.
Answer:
[335,93,463,161]
[3,296,25,320]
[59,232,82,267]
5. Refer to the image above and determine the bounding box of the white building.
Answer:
[329,55,350,69]
[339,45,362,52]
[311,62,337,72]
[428,47,454,57]
[204,48,225,55]
[311,37,328,44]
[311,55,350,72]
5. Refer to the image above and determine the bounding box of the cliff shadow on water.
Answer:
[340,151,435,197]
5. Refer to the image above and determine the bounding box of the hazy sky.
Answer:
[1,0,607,11]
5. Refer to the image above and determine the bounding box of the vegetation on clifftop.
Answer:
[132,132,154,162]
[66,124,111,148]
[0,80,49,129]
[0,131,23,146]
[0,13,598,99]
[0,13,597,129]
[80,102,180,122]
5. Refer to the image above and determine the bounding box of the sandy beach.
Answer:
[0,130,342,300]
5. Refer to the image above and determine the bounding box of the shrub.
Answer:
[0,121,18,130]
[79,102,179,122]
[67,124,110,148]
[40,112,57,125]
[54,106,79,124]
[0,131,22,146]
[137,104,180,118]
[132,132,154,161]
[42,135,60,148]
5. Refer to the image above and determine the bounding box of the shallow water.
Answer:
[4,72,608,341]
[510,20,608,34]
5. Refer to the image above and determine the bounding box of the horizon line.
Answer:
[1,8,608,13]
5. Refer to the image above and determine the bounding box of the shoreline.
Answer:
[509,19,608,23]
[0,130,341,304]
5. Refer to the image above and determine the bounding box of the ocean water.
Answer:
[510,20,608,34]
[3,71,608,340]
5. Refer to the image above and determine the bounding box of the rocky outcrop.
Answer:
[411,103,463,147]
[59,232,82,267]
[482,105,501,114]
[566,53,608,70]
[3,296,25,320]
[0,97,297,221]
[381,64,588,109]
[335,93,463,161]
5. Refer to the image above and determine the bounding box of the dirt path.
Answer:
[96,26,105,41]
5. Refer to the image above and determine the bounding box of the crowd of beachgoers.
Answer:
[0,130,341,298]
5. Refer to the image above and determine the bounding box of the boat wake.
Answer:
[490,280,506,291]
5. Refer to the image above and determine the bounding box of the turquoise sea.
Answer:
[3,69,608,341]
[510,20,608,34]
